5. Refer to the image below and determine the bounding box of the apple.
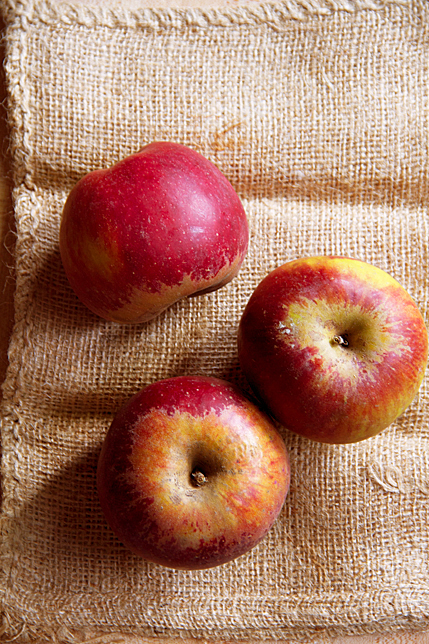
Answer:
[238,256,428,444]
[97,376,290,570]
[60,142,248,323]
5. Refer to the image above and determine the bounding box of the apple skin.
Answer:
[60,142,248,323]
[97,376,290,570]
[238,256,428,444]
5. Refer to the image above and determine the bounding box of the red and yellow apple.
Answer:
[238,256,428,444]
[60,142,248,323]
[97,376,290,570]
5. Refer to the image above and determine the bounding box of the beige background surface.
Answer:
[1,0,429,642]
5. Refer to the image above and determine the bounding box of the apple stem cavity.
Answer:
[332,333,349,347]
[191,469,209,487]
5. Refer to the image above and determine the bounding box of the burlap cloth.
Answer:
[1,0,429,642]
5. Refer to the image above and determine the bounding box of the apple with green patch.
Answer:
[238,256,428,444]
[97,376,290,570]
[60,142,248,323]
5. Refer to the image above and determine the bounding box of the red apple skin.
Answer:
[97,376,290,570]
[60,142,248,323]
[238,256,428,444]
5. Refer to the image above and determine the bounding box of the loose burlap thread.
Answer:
[1,0,429,641]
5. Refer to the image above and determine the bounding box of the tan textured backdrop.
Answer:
[1,0,429,642]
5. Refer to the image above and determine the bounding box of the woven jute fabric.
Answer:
[1,0,429,641]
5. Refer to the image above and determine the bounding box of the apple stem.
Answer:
[191,470,208,487]
[332,334,349,347]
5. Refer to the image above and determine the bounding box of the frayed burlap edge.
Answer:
[0,0,414,35]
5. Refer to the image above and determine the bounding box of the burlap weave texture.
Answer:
[1,0,429,641]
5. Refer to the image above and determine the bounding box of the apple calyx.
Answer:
[189,449,224,487]
[332,333,349,347]
[190,469,208,487]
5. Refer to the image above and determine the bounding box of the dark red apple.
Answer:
[60,142,248,323]
[238,256,428,444]
[97,376,290,570]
